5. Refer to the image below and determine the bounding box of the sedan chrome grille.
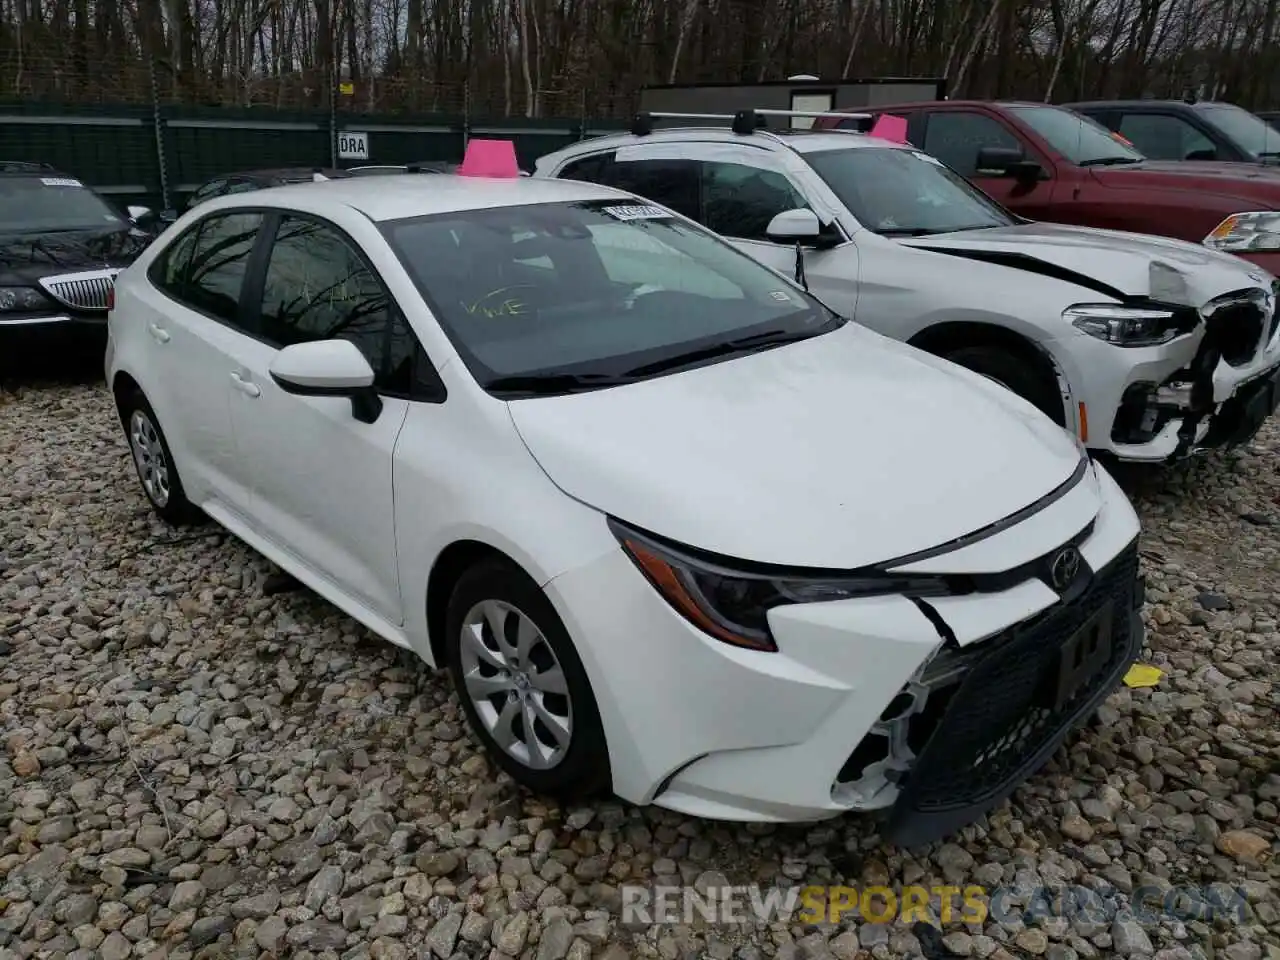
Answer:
[37,269,121,313]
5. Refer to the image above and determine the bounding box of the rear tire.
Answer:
[942,345,1063,423]
[445,558,611,799]
[118,389,203,526]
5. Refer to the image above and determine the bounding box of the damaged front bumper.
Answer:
[559,459,1145,847]
[1069,285,1280,461]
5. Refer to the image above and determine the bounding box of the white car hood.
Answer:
[508,324,1088,569]
[899,222,1268,305]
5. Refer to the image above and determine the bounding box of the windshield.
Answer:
[382,199,839,394]
[805,146,1017,235]
[1197,103,1280,157]
[0,176,124,233]
[1006,104,1146,165]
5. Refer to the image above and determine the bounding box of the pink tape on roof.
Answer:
[457,139,521,177]
[868,114,909,144]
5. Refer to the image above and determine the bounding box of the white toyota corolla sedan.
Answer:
[104,169,1146,846]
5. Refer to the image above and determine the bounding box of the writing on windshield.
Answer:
[381,200,839,395]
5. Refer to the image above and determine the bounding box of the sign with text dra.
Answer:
[337,131,369,160]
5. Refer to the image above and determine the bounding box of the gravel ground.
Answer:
[1,379,1278,960]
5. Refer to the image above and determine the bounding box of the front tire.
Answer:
[942,345,1064,424]
[445,558,611,799]
[118,389,202,526]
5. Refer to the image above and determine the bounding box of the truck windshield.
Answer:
[1196,103,1280,158]
[806,146,1017,236]
[1006,104,1145,166]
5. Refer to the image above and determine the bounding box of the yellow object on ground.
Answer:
[1123,663,1163,688]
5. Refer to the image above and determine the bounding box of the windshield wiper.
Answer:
[622,326,823,379]
[877,227,946,237]
[485,372,638,396]
[1078,157,1142,167]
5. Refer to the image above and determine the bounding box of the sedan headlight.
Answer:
[1065,303,1185,347]
[1203,212,1280,253]
[609,518,950,651]
[0,286,54,312]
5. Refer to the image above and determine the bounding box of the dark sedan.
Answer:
[0,161,159,349]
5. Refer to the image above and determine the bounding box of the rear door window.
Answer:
[181,212,263,328]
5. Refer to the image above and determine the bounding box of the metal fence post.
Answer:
[328,64,338,167]
[149,56,170,212]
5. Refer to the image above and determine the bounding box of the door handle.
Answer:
[229,372,261,398]
[147,323,170,344]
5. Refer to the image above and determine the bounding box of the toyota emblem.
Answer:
[1050,547,1082,591]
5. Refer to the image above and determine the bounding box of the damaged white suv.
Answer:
[536,114,1280,462]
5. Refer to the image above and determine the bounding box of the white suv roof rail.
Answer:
[629,108,873,137]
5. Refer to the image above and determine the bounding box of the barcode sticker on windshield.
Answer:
[910,152,944,167]
[40,177,82,187]
[602,203,672,221]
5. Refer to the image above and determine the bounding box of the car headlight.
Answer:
[609,518,950,651]
[0,286,54,312]
[1203,212,1280,253]
[1064,303,1186,347]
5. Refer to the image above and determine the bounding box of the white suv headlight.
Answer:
[1203,212,1280,253]
[1064,303,1183,347]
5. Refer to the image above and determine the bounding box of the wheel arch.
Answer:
[907,320,1070,427]
[425,539,527,669]
[111,370,144,428]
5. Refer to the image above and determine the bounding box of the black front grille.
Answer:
[883,540,1142,846]
[1205,297,1266,367]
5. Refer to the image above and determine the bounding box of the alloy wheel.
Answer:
[128,409,171,508]
[459,599,573,769]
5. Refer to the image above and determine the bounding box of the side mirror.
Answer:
[127,204,153,223]
[976,146,1044,181]
[766,208,821,244]
[1185,148,1217,162]
[268,339,383,424]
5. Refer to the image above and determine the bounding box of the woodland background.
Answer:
[0,0,1278,119]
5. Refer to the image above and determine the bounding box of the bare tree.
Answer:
[0,0,1277,116]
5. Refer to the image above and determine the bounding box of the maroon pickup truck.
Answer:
[814,100,1280,278]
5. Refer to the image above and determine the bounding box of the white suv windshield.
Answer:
[806,147,1017,236]
[381,199,840,395]
[0,176,124,233]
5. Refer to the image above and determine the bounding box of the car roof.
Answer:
[202,173,630,221]
[547,126,911,158]
[213,167,354,182]
[847,100,1067,112]
[1063,99,1195,110]
[0,160,72,177]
